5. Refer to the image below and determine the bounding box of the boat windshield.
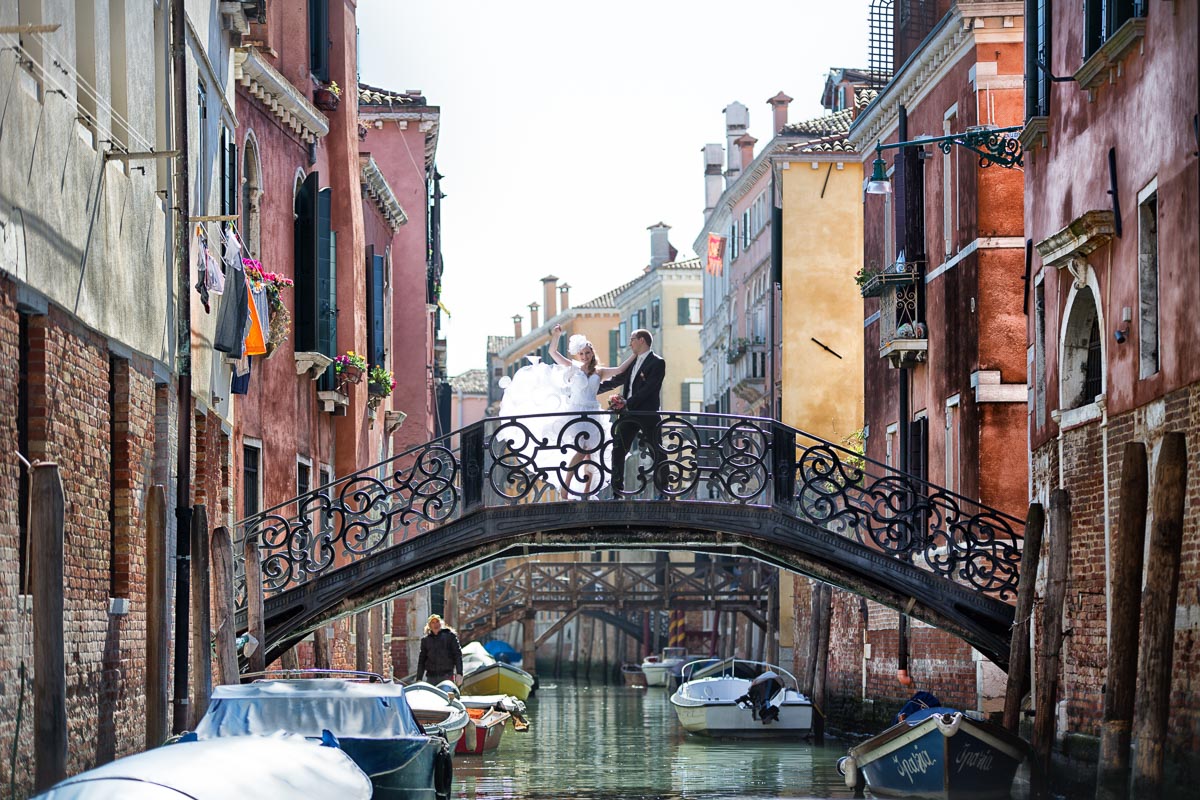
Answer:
[195,679,425,739]
[680,658,801,688]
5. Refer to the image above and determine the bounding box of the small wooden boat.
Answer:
[670,659,813,737]
[193,675,453,799]
[453,690,531,732]
[32,733,372,800]
[461,642,536,700]
[837,706,1029,799]
[456,706,511,754]
[621,663,648,687]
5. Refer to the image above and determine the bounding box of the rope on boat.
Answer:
[934,712,963,737]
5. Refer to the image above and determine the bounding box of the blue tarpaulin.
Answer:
[483,640,522,664]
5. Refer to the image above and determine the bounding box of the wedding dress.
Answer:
[496,355,611,492]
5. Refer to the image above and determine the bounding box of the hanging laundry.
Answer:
[205,247,225,295]
[243,283,268,357]
[213,260,250,353]
[222,226,243,271]
[230,356,252,395]
[193,226,211,314]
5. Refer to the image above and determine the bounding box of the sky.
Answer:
[357,1,872,377]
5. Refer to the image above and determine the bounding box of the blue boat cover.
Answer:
[32,733,371,800]
[483,639,522,663]
[902,706,962,725]
[195,679,425,739]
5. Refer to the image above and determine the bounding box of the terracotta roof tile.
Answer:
[449,368,488,394]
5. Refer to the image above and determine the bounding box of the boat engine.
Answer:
[735,671,784,724]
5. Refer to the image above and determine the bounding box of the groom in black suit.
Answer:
[599,328,666,494]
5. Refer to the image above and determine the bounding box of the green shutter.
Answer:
[608,329,619,366]
[681,382,690,410]
[316,188,337,390]
[678,297,690,325]
[293,171,320,352]
[367,249,386,368]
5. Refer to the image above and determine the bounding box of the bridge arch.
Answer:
[233,413,1024,669]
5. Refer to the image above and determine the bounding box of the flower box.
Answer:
[313,87,340,111]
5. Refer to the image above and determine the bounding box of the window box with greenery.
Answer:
[366,365,395,412]
[244,259,294,356]
[313,80,341,111]
[334,350,367,389]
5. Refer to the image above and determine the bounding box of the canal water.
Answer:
[452,681,858,800]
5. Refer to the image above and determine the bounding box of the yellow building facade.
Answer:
[775,146,865,445]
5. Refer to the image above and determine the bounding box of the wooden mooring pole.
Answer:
[370,605,385,677]
[1033,489,1071,797]
[1096,443,1148,800]
[243,534,266,673]
[1003,503,1045,733]
[211,526,239,687]
[1132,433,1187,799]
[812,583,832,745]
[31,463,66,791]
[145,485,170,746]
[356,612,370,672]
[189,504,211,728]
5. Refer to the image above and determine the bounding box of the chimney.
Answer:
[703,143,724,216]
[541,275,559,320]
[512,314,523,339]
[735,133,758,171]
[648,222,672,269]
[559,282,571,311]
[528,301,540,330]
[723,101,749,185]
[767,91,793,135]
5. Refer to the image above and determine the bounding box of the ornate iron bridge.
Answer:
[231,412,1025,667]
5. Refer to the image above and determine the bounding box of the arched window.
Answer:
[1060,285,1104,410]
[240,134,262,257]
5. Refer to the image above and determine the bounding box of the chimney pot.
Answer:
[735,133,758,171]
[528,301,540,330]
[559,283,571,311]
[767,91,793,135]
[723,102,749,185]
[541,275,559,320]
[647,222,673,269]
[703,143,725,217]
[512,314,524,339]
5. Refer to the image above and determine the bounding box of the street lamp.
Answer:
[865,125,1025,195]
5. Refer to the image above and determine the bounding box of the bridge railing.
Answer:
[231,411,1024,609]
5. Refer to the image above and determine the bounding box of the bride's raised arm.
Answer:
[596,350,635,381]
[546,324,576,368]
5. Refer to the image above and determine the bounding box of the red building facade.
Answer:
[1021,0,1199,783]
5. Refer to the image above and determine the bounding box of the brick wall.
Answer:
[1032,384,1200,768]
[0,279,166,796]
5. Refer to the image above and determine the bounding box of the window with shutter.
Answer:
[367,247,386,368]
[308,0,329,81]
[651,299,661,328]
[220,127,237,220]
[681,382,690,411]
[609,329,619,365]
[677,297,690,325]
[316,188,338,389]
[293,172,320,353]
[619,321,628,347]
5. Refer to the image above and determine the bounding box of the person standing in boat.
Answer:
[416,614,463,686]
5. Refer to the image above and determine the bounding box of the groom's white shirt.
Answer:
[629,351,650,386]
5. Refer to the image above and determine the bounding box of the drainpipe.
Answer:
[170,0,193,734]
[769,167,782,420]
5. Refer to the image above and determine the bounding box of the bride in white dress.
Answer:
[498,324,635,496]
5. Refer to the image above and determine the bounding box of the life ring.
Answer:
[837,755,860,790]
[934,712,962,737]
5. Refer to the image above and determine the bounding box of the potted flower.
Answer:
[314,80,341,111]
[366,365,394,411]
[334,351,367,386]
[243,258,294,356]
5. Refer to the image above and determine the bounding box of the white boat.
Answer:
[32,733,372,800]
[641,646,690,687]
[403,681,472,748]
[670,659,813,737]
[460,641,536,700]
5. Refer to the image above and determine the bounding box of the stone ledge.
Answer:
[1074,17,1147,94]
[295,351,333,380]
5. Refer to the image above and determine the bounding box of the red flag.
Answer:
[706,233,726,276]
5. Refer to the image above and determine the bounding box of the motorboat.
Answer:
[669,659,813,737]
[402,681,472,749]
[32,733,372,800]
[837,702,1028,799]
[621,662,648,687]
[192,675,453,799]
[640,646,690,687]
[431,681,524,755]
[460,641,536,700]
[451,687,530,731]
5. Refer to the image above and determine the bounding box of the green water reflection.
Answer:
[452,682,857,800]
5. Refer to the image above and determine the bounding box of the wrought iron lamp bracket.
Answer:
[876,125,1024,169]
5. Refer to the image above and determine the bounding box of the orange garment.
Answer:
[243,286,268,356]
